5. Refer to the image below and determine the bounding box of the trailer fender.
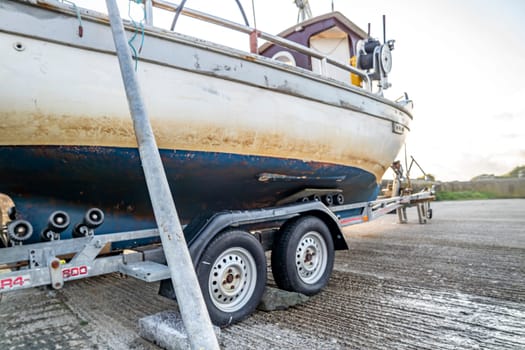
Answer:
[158,201,346,300]
[302,210,348,251]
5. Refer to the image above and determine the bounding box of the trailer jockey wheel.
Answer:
[196,229,266,327]
[271,216,334,296]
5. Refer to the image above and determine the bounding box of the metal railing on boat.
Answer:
[146,0,373,91]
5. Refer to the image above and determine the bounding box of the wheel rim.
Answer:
[295,231,328,284]
[208,247,257,313]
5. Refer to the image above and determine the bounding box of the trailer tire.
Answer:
[272,216,334,296]
[197,229,266,327]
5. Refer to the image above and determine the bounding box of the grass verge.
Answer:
[435,191,498,201]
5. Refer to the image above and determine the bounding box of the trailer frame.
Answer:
[0,189,434,324]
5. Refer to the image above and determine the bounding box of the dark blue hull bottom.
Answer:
[0,146,379,245]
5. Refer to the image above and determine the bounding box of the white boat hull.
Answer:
[0,0,411,239]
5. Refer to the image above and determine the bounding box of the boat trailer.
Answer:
[0,190,434,311]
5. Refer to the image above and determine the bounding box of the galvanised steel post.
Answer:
[105,1,219,349]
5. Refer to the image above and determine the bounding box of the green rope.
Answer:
[128,0,146,71]
[61,0,83,37]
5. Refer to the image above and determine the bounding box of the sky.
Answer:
[75,0,525,181]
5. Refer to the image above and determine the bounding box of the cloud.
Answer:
[492,112,517,121]
[427,149,525,181]
[458,150,525,176]
[502,133,521,139]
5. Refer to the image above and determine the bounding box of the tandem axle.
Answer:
[0,190,434,326]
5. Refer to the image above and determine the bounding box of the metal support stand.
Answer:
[397,207,407,224]
[416,202,431,224]
[416,204,424,224]
[105,1,219,349]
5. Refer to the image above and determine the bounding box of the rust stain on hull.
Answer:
[0,112,393,181]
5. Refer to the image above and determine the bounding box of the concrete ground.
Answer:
[1,199,524,349]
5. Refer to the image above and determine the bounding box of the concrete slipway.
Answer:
[1,199,524,349]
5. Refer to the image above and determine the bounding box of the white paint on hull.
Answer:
[0,1,411,181]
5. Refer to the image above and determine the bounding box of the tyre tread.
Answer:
[197,229,266,327]
[271,216,334,296]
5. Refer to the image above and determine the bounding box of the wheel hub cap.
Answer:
[208,247,257,312]
[295,231,327,284]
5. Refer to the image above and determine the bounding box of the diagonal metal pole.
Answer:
[105,1,219,349]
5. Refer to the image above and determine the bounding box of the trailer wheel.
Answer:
[272,216,334,296]
[197,230,266,327]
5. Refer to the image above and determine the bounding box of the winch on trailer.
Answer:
[0,188,434,327]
